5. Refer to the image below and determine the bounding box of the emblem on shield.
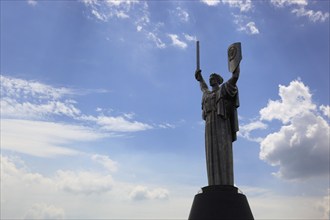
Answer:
[228,42,242,73]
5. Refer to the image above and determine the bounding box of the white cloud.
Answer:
[319,105,330,118]
[55,170,114,195]
[0,75,154,160]
[222,0,252,12]
[184,34,197,42]
[91,154,118,172]
[200,0,221,6]
[168,34,187,49]
[260,80,316,123]
[258,80,329,180]
[243,186,330,219]
[239,120,267,142]
[1,155,175,219]
[1,75,153,136]
[159,122,176,129]
[270,0,308,7]
[292,7,329,23]
[1,75,80,119]
[24,203,65,219]
[147,32,166,49]
[232,14,260,35]
[200,0,252,11]
[83,0,140,21]
[270,0,329,23]
[1,119,104,157]
[27,0,37,6]
[317,189,330,219]
[1,97,81,119]
[175,7,189,22]
[0,75,72,100]
[245,21,260,35]
[80,114,153,132]
[129,185,169,201]
[91,9,109,22]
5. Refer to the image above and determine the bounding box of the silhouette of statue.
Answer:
[195,43,241,186]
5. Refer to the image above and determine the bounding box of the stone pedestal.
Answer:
[188,185,254,220]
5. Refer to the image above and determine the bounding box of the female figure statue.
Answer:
[195,66,240,186]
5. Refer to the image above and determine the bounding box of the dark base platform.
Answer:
[188,185,254,220]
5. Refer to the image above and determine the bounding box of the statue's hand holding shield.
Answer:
[228,42,242,73]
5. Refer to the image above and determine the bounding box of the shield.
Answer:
[228,42,242,73]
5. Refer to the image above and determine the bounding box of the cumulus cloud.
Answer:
[129,185,169,201]
[1,155,172,218]
[260,112,329,179]
[55,170,114,195]
[319,105,330,118]
[260,80,316,123]
[1,155,115,197]
[258,79,329,180]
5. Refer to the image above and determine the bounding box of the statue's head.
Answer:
[209,73,223,86]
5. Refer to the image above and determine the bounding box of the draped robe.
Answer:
[200,78,239,186]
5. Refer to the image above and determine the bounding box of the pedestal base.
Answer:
[188,185,254,220]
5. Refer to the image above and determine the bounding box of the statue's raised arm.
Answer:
[195,69,209,93]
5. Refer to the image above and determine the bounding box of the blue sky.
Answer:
[1,0,329,219]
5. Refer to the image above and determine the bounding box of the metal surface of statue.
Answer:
[188,41,253,220]
[195,42,241,186]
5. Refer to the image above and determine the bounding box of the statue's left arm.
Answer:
[228,65,240,86]
[224,65,240,141]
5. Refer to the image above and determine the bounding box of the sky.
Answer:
[0,0,329,219]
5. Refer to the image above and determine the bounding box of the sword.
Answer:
[196,40,200,71]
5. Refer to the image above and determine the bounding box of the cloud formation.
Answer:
[1,75,154,157]
[201,0,252,11]
[243,79,330,180]
[55,170,114,195]
[129,185,169,201]
[1,155,171,218]
[24,203,65,219]
[168,34,188,49]
[1,119,102,157]
[270,0,329,22]
[232,14,260,35]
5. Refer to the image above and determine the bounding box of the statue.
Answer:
[189,42,253,220]
[195,42,241,186]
